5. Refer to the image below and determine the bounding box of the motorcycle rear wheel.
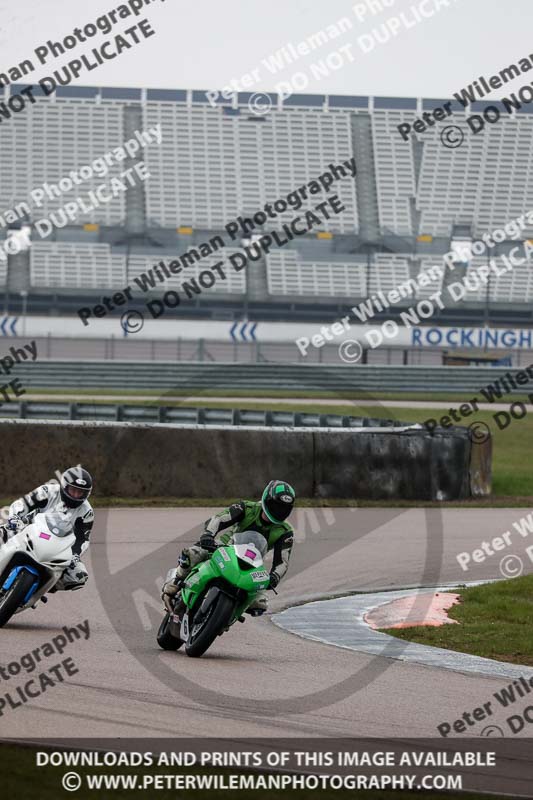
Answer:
[157,611,183,650]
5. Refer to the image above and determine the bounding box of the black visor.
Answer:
[64,483,91,501]
[266,497,293,522]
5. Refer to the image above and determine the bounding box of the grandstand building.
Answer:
[1,84,533,323]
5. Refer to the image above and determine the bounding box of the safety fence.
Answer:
[0,401,411,427]
[7,360,533,395]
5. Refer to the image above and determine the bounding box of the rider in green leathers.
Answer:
[163,480,296,615]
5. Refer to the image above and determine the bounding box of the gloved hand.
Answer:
[7,516,25,533]
[268,572,280,590]
[162,580,179,597]
[198,533,217,552]
[162,573,181,612]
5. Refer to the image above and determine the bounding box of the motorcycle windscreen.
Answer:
[232,531,268,566]
[26,512,76,565]
[42,512,74,538]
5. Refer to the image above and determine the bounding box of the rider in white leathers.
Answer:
[2,467,94,591]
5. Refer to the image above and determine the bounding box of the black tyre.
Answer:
[185,592,235,658]
[0,570,38,628]
[157,612,183,651]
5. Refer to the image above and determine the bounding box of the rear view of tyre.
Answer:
[157,612,183,651]
[0,570,38,628]
[185,592,235,658]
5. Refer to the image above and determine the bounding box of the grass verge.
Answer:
[381,575,533,666]
[26,386,533,404]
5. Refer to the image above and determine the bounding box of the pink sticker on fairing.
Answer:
[39,532,51,540]
[244,549,256,559]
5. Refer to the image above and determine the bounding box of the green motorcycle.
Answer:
[157,531,270,658]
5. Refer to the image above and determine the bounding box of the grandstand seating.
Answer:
[415,258,445,298]
[0,103,125,226]
[368,254,411,295]
[27,243,247,294]
[267,250,367,299]
[143,105,358,233]
[3,88,533,241]
[265,252,441,300]
[127,251,246,294]
[0,252,8,286]
[372,109,416,236]
[23,240,533,306]
[30,242,126,289]
[415,111,533,239]
[459,254,533,303]
[266,251,366,297]
[1,86,533,309]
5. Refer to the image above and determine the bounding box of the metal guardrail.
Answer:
[7,360,533,394]
[0,401,411,428]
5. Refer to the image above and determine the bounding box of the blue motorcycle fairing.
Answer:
[2,565,40,604]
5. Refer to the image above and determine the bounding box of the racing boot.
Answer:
[245,590,268,617]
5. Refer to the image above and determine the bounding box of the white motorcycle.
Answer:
[0,512,76,627]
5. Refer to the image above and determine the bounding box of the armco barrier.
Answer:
[6,360,533,395]
[0,419,491,500]
[0,401,410,427]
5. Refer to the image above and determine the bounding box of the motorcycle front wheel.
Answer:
[0,570,37,628]
[185,592,235,658]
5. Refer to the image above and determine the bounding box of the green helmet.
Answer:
[261,480,296,523]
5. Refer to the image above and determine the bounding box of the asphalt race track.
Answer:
[1,507,531,741]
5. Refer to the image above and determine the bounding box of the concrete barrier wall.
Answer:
[0,420,491,501]
[313,428,474,500]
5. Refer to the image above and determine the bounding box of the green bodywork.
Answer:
[181,543,270,619]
